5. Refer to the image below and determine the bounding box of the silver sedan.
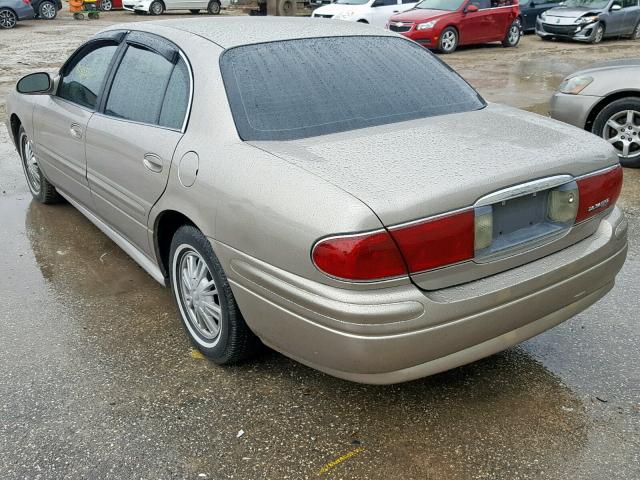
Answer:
[550,58,640,167]
[5,18,627,383]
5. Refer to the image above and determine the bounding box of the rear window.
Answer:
[220,36,485,141]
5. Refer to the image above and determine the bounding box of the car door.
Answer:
[605,0,627,34]
[33,35,122,208]
[85,31,191,256]
[489,0,515,38]
[369,0,401,27]
[460,0,496,43]
[622,0,640,32]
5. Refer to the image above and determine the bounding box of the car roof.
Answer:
[118,17,397,49]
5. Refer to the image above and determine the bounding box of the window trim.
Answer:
[98,31,194,134]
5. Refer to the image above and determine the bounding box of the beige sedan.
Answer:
[6,18,627,383]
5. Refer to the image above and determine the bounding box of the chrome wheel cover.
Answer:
[21,136,42,194]
[209,1,220,13]
[603,109,640,159]
[101,0,112,10]
[0,9,16,28]
[151,2,162,13]
[174,246,222,346]
[41,2,56,18]
[441,30,456,52]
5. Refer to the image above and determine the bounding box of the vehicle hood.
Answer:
[569,58,640,77]
[314,3,368,14]
[390,8,452,22]
[249,104,617,226]
[543,6,602,18]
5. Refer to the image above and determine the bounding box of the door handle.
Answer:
[70,124,83,139]
[393,9,399,12]
[143,153,163,173]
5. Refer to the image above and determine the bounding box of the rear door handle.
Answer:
[70,124,83,139]
[143,153,163,173]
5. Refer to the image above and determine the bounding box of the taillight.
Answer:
[312,230,407,281]
[389,210,475,272]
[576,165,623,223]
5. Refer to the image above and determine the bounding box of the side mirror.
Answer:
[372,0,383,6]
[529,0,536,6]
[465,4,479,12]
[17,72,52,95]
[611,3,622,10]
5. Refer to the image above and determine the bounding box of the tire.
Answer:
[18,127,62,204]
[207,0,220,14]
[189,8,199,13]
[438,27,458,54]
[632,21,640,40]
[38,0,57,19]
[169,225,260,363]
[275,0,294,15]
[73,11,84,19]
[101,0,112,10]
[592,97,640,168]
[591,22,604,44]
[502,19,521,47]
[149,0,164,14]
[0,8,17,28]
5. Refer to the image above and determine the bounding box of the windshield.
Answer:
[335,0,369,5]
[559,0,609,8]
[220,37,485,141]
[415,0,465,10]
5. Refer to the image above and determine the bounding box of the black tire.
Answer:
[0,7,17,28]
[592,97,640,168]
[438,27,458,54]
[590,22,604,44]
[207,0,221,14]
[189,8,199,13]
[502,19,521,47]
[73,11,84,19]
[18,126,62,204]
[38,0,58,19]
[149,0,164,15]
[632,21,640,40]
[169,225,260,363]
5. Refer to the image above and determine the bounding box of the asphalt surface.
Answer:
[1,12,640,479]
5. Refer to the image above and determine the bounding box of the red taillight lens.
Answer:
[576,165,623,223]
[312,230,407,281]
[389,210,475,272]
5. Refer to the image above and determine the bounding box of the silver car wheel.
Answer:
[20,136,42,195]
[508,24,520,43]
[441,30,456,52]
[0,8,17,28]
[101,0,112,10]
[175,246,222,345]
[634,22,640,39]
[594,24,604,43]
[40,2,56,18]
[150,0,163,14]
[603,109,640,159]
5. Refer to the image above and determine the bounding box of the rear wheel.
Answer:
[593,97,640,167]
[502,20,521,47]
[101,0,113,10]
[38,0,57,19]
[169,225,260,363]
[591,23,604,44]
[0,8,17,28]
[207,0,221,14]
[18,127,62,204]
[438,27,458,54]
[149,0,164,14]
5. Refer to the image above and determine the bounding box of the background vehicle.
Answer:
[518,0,560,31]
[311,0,417,28]
[550,59,640,167]
[0,0,34,28]
[387,0,521,53]
[123,0,229,14]
[101,0,123,10]
[536,0,640,43]
[31,0,61,18]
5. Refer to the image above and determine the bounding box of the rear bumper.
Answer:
[214,207,627,384]
[549,91,602,129]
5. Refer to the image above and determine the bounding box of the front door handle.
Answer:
[143,153,163,173]
[70,124,83,139]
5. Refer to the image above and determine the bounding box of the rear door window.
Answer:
[220,36,485,141]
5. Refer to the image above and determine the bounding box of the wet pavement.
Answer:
[1,12,640,479]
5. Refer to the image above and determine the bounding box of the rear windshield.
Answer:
[220,36,485,141]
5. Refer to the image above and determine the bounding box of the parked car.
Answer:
[101,0,123,10]
[0,0,34,28]
[550,59,640,167]
[311,0,418,28]
[536,0,640,43]
[387,0,521,53]
[30,0,61,18]
[123,0,228,14]
[519,0,561,32]
[6,18,627,384]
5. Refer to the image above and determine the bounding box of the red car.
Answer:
[387,0,521,53]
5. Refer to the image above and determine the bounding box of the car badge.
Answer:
[395,22,404,26]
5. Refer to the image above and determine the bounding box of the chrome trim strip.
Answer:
[575,163,620,181]
[474,175,573,207]
[388,206,474,231]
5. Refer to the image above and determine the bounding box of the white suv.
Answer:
[311,0,417,28]
[123,0,229,15]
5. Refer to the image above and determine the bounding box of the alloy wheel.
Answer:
[441,30,457,52]
[150,1,163,14]
[101,0,112,10]
[176,248,222,344]
[40,2,56,18]
[0,9,17,28]
[508,24,520,44]
[603,110,640,159]
[21,137,42,195]
[594,25,604,43]
[634,23,640,39]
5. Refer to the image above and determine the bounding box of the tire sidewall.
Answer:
[592,97,640,167]
[207,0,220,14]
